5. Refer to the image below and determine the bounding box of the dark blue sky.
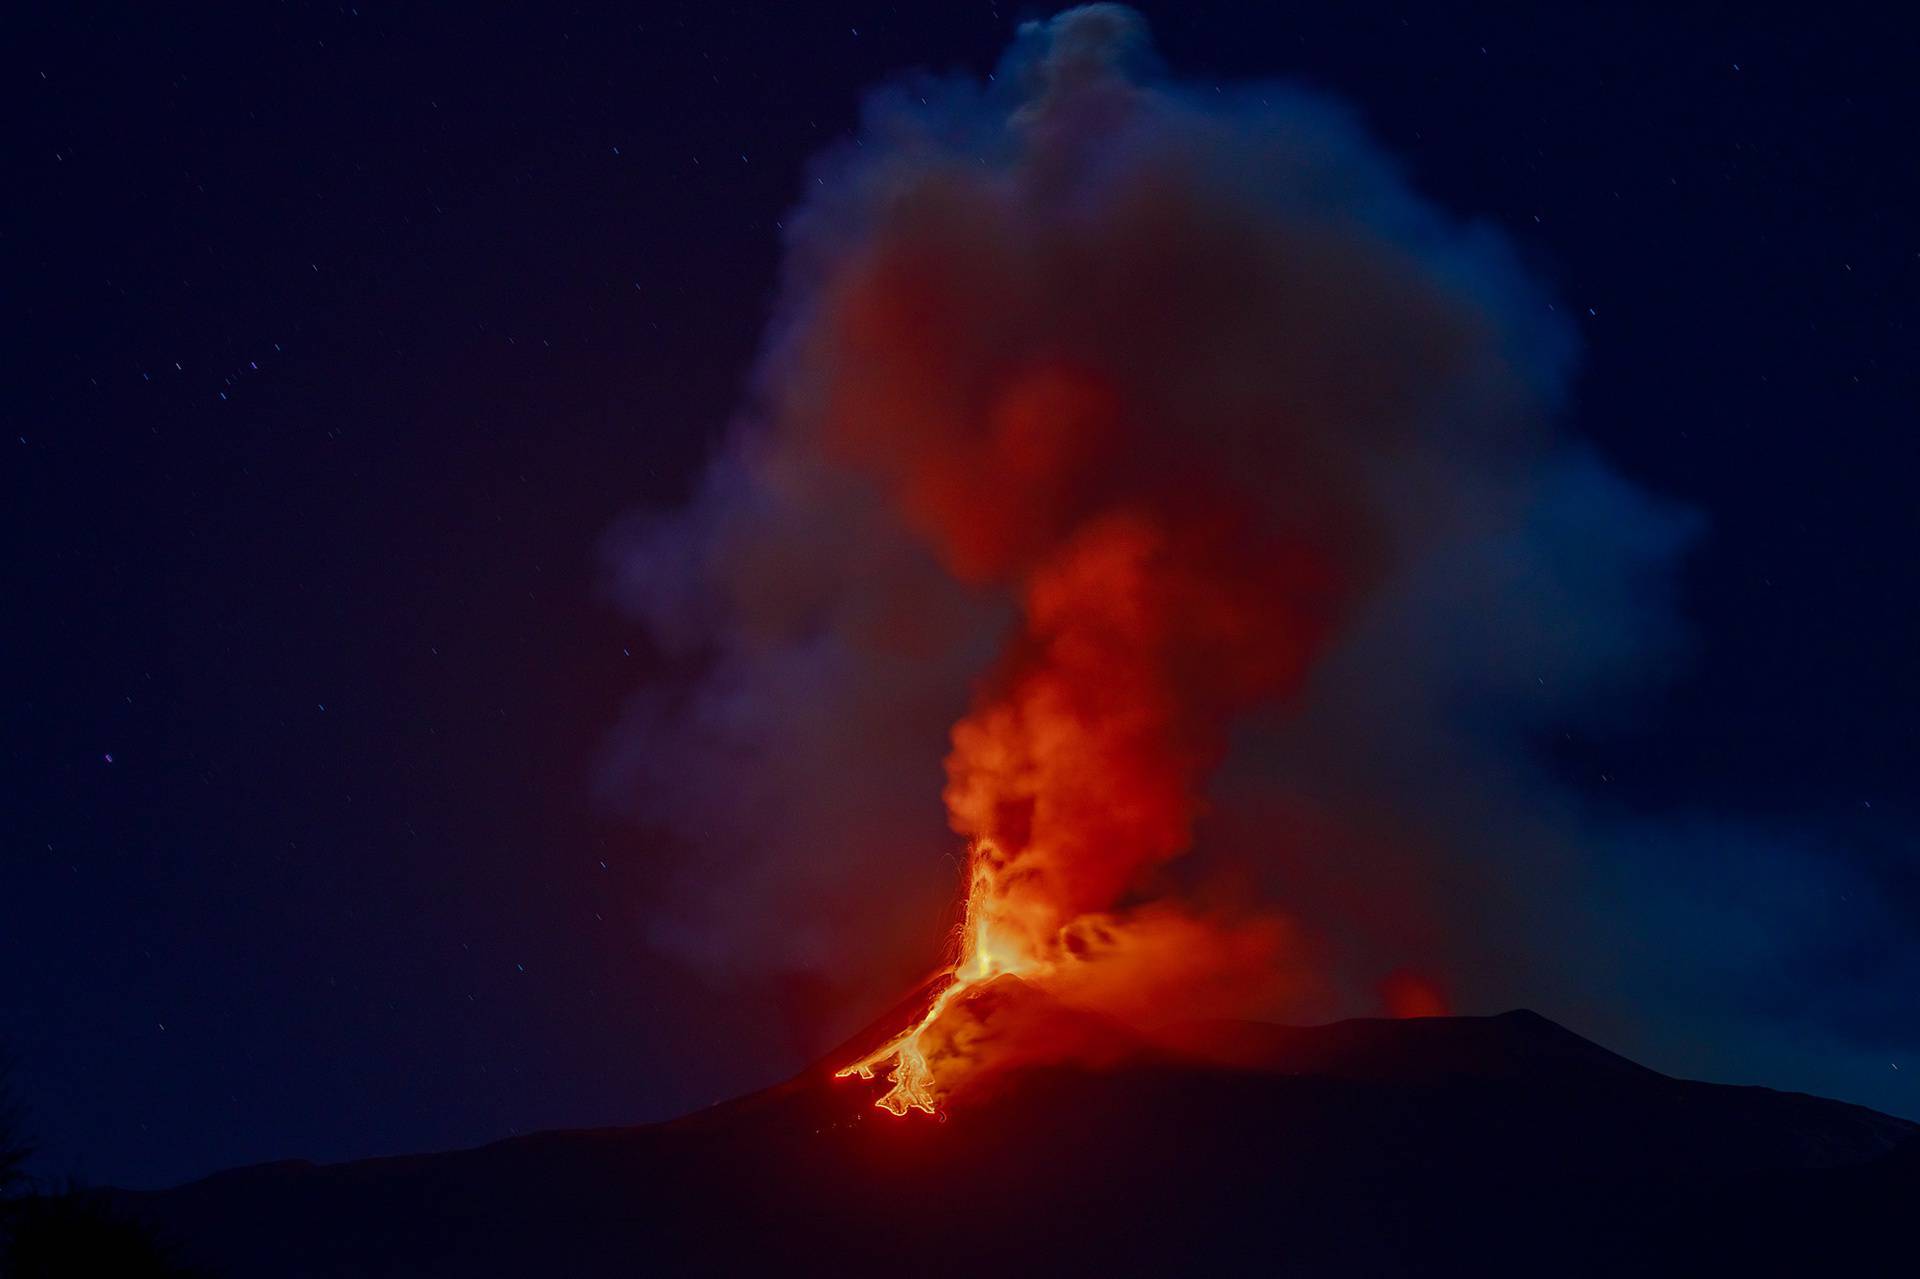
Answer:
[7,3,1916,1190]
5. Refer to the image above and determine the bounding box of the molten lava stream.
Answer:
[835,849,1023,1116]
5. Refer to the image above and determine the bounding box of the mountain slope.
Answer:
[119,1009,1917,1277]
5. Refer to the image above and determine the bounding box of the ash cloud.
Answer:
[601,5,1917,1109]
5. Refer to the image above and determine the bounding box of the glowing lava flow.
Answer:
[834,848,1030,1116]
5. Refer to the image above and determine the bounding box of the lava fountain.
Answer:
[834,849,1028,1115]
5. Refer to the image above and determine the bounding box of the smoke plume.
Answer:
[602,7,1907,1096]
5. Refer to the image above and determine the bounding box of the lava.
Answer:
[834,847,1036,1115]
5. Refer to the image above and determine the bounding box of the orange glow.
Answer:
[1380,968,1449,1019]
[834,849,1035,1115]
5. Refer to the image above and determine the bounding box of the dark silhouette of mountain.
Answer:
[114,1001,1916,1277]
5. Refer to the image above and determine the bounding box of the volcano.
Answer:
[115,997,1914,1276]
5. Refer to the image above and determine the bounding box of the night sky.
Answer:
[9,4,1917,1192]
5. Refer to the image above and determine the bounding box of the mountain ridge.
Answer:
[116,1008,1917,1276]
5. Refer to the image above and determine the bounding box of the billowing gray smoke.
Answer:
[600,6,1913,1114]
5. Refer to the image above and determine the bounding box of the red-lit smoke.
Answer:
[605,4,1697,1104]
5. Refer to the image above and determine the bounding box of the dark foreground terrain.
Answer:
[110,1006,1916,1276]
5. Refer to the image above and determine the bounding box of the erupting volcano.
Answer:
[45,8,1914,1277]
[612,1,1693,1112]
[835,851,1011,1114]
[835,484,1346,1114]
[832,437,1353,1106]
